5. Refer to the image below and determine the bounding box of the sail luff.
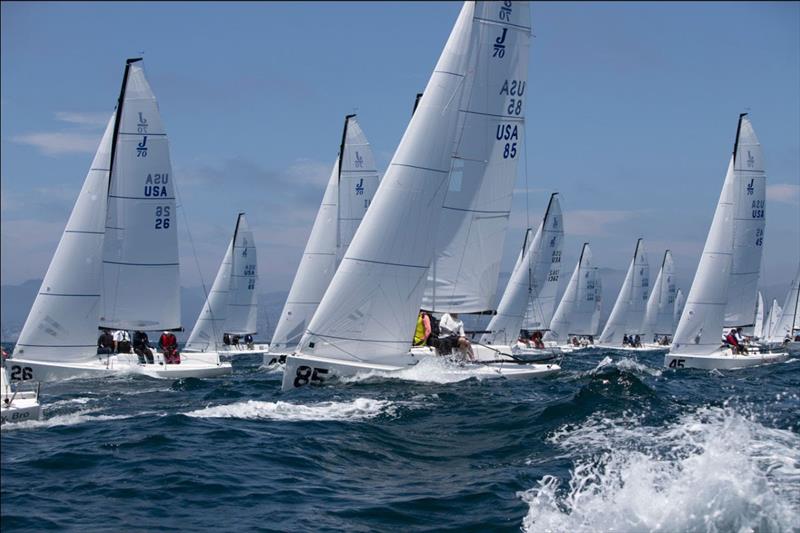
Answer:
[185,238,233,352]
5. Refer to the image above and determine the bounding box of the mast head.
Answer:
[733,112,748,161]
[126,57,143,65]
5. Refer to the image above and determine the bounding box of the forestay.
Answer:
[100,59,180,331]
[544,243,602,342]
[723,116,766,328]
[640,250,676,339]
[299,2,524,364]
[270,115,379,352]
[13,115,115,363]
[422,0,530,314]
[598,238,650,345]
[481,192,562,345]
[672,115,761,355]
[226,214,258,335]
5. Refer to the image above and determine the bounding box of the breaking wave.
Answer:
[184,397,397,422]
[519,406,800,532]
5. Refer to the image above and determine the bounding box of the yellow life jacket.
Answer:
[413,314,426,346]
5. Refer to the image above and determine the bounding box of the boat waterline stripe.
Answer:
[108,195,176,200]
[307,332,411,344]
[65,230,104,235]
[15,343,96,348]
[38,293,101,297]
[103,261,179,266]
[473,17,531,32]
[391,163,449,174]
[345,257,429,270]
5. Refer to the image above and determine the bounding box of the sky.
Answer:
[2,2,799,307]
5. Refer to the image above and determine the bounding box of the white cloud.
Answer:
[564,209,639,237]
[766,183,800,206]
[54,111,110,128]
[11,132,100,156]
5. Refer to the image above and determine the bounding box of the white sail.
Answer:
[770,265,800,341]
[673,288,685,332]
[226,214,258,335]
[481,193,563,345]
[598,238,650,345]
[640,250,677,340]
[13,115,115,363]
[723,116,766,328]
[270,115,380,352]
[337,115,381,263]
[764,299,782,340]
[522,200,565,331]
[671,114,763,355]
[100,59,180,331]
[422,1,530,314]
[185,237,233,352]
[752,291,764,339]
[299,2,527,364]
[545,243,602,342]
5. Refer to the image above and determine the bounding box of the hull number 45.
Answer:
[668,359,685,368]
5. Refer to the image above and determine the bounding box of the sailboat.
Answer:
[751,290,765,340]
[640,250,677,348]
[596,238,651,350]
[9,58,231,382]
[1,365,41,424]
[765,265,800,350]
[266,114,380,364]
[543,243,602,350]
[763,299,782,342]
[184,213,266,357]
[282,1,559,390]
[665,114,787,369]
[477,193,564,359]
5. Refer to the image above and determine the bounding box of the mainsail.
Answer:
[100,59,180,331]
[299,2,530,363]
[270,115,380,351]
[672,114,763,355]
[544,243,602,342]
[421,0,531,314]
[598,238,650,345]
[13,115,115,363]
[673,288,685,331]
[752,291,764,339]
[481,193,563,345]
[640,250,677,340]
[723,116,766,328]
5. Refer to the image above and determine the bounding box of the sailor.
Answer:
[133,330,154,364]
[634,334,641,348]
[113,329,132,354]
[159,330,180,364]
[439,312,475,362]
[735,327,749,354]
[623,334,630,346]
[413,310,432,347]
[97,329,114,355]
[244,334,254,349]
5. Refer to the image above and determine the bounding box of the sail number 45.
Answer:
[293,366,329,388]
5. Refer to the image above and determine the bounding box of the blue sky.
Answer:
[2,2,799,303]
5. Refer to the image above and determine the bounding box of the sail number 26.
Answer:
[155,206,170,229]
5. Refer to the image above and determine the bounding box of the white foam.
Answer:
[519,406,800,532]
[46,397,93,409]
[184,398,397,422]
[340,356,501,385]
[1,408,132,431]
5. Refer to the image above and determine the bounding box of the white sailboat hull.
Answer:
[217,344,270,358]
[282,351,561,391]
[594,344,669,353]
[664,349,788,370]
[8,352,231,383]
[1,368,41,425]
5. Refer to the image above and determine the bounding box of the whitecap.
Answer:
[2,408,133,431]
[519,406,800,532]
[184,398,397,422]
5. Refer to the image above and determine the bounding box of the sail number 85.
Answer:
[293,366,329,387]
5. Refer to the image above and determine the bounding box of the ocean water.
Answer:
[2,346,798,532]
